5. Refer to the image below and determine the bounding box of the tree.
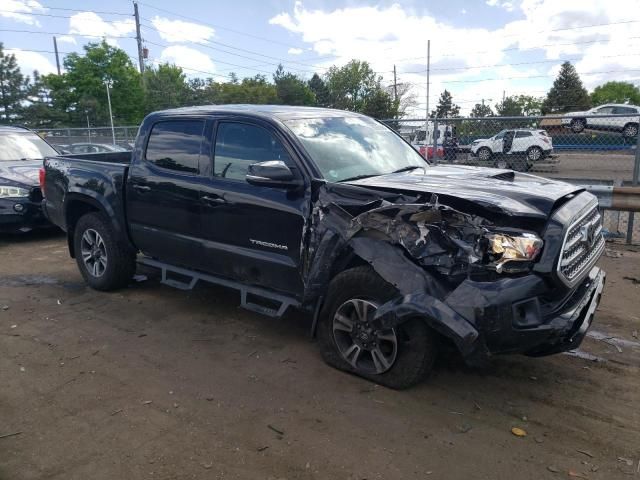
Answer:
[45,41,145,126]
[470,102,493,117]
[541,61,590,114]
[308,73,329,107]
[495,95,542,116]
[20,71,68,128]
[144,64,190,113]
[325,60,380,111]
[273,64,315,105]
[386,82,416,118]
[0,43,28,122]
[591,81,640,106]
[362,88,396,119]
[430,90,460,118]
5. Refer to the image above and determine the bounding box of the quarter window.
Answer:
[146,120,204,174]
[213,122,291,181]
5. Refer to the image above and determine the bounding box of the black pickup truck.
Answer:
[42,105,606,389]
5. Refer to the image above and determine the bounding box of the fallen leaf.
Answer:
[547,466,560,473]
[511,427,527,437]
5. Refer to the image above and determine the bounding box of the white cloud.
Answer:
[57,35,77,45]
[151,16,215,43]
[7,48,57,75]
[269,0,640,115]
[287,47,303,55]
[486,0,515,11]
[461,8,467,14]
[69,12,135,45]
[0,0,46,26]
[158,45,215,74]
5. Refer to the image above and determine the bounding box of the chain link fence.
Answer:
[37,126,138,153]
[35,115,640,243]
[382,113,640,244]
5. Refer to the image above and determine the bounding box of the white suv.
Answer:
[561,104,640,138]
[470,129,553,171]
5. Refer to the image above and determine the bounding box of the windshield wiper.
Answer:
[389,165,425,174]
[337,173,382,183]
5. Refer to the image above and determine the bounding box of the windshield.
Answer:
[285,116,427,183]
[0,132,59,161]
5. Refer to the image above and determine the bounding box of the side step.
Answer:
[138,257,299,318]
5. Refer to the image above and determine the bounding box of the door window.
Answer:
[515,131,532,138]
[213,122,292,181]
[145,120,205,174]
[595,106,615,114]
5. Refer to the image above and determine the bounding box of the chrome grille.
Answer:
[558,204,604,286]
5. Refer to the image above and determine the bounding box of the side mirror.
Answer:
[246,160,301,189]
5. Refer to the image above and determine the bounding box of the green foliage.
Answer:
[590,81,640,106]
[0,43,28,121]
[495,95,542,116]
[430,90,460,118]
[470,102,493,117]
[541,62,591,114]
[143,64,190,112]
[273,64,315,105]
[308,73,329,107]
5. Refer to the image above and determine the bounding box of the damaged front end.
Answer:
[304,182,604,364]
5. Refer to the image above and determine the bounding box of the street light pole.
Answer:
[105,80,116,145]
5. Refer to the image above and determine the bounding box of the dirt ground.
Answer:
[1,231,639,480]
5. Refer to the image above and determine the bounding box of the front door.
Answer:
[126,118,208,269]
[198,119,309,296]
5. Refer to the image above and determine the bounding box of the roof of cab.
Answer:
[151,104,362,121]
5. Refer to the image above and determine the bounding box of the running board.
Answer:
[138,257,299,318]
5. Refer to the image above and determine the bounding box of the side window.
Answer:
[595,106,614,114]
[146,120,204,174]
[494,131,506,139]
[515,131,532,138]
[213,122,292,181]
[615,106,637,114]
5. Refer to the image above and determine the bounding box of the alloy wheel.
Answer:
[80,228,108,277]
[332,298,398,375]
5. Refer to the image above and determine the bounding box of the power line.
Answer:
[0,28,136,39]
[37,5,132,16]
[412,69,640,85]
[140,22,327,74]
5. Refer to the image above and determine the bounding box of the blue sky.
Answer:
[2,0,640,114]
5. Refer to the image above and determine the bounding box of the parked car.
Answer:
[0,125,59,233]
[66,143,129,154]
[561,104,640,138]
[470,128,553,171]
[42,106,605,389]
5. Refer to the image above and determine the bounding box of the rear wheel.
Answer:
[73,212,136,291]
[570,118,586,133]
[494,157,509,169]
[318,266,437,389]
[623,122,639,139]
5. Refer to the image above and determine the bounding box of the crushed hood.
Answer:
[346,165,582,218]
[0,160,42,187]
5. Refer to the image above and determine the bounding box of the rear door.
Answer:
[198,118,309,296]
[126,118,209,269]
[587,106,614,129]
[512,130,532,153]
[614,106,638,130]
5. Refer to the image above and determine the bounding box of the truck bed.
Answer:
[53,151,132,165]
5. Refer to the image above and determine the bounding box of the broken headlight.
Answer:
[483,232,543,273]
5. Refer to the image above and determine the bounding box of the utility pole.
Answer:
[425,39,431,140]
[105,80,116,145]
[393,65,398,102]
[53,36,61,75]
[133,1,145,74]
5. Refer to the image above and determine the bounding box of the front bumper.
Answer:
[0,197,49,233]
[376,266,605,365]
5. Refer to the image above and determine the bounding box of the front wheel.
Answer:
[74,212,136,291]
[317,266,437,389]
[477,147,492,162]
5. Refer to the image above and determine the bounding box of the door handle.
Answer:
[133,184,151,192]
[202,194,227,205]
